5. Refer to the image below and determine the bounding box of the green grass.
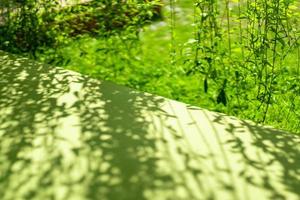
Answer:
[36,0,300,133]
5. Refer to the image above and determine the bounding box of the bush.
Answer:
[0,0,162,56]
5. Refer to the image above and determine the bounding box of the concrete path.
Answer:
[0,51,299,200]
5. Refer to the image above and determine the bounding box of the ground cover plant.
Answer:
[0,0,299,133]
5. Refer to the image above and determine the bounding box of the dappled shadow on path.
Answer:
[149,103,300,200]
[0,52,175,200]
[237,120,300,198]
[207,112,300,200]
[0,51,299,200]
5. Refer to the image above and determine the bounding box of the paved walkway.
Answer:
[0,51,299,200]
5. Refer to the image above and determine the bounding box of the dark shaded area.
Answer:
[0,0,162,54]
